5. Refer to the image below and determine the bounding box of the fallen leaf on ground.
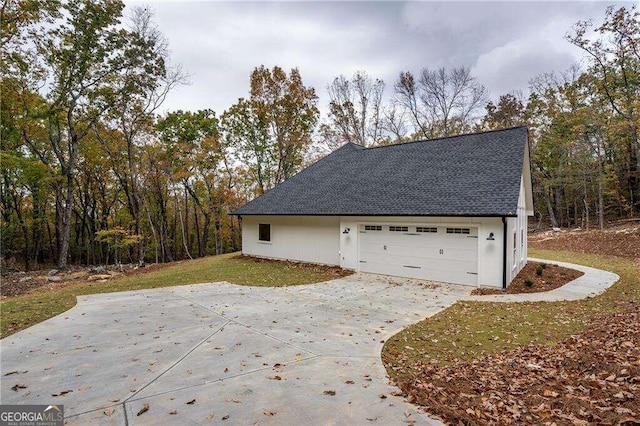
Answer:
[323,390,336,396]
[103,408,114,417]
[264,410,276,416]
[137,403,149,416]
[11,384,27,391]
[384,302,640,425]
[186,399,196,405]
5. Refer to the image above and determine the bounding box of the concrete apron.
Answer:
[0,274,472,425]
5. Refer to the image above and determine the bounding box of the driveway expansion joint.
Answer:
[125,354,323,402]
[173,292,321,357]
[0,274,489,425]
[124,319,231,403]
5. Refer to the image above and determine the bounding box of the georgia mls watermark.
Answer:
[0,405,63,426]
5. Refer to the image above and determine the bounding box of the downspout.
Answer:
[502,216,507,289]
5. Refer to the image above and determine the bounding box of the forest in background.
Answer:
[1,0,639,270]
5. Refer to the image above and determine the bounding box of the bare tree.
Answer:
[394,66,489,139]
[381,103,410,142]
[320,71,385,149]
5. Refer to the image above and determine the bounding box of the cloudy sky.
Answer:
[125,1,631,117]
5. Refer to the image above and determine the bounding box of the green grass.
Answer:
[0,253,345,338]
[383,249,639,377]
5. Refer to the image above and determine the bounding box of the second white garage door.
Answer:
[358,224,478,286]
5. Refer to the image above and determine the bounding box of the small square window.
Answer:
[259,223,271,242]
[417,227,437,233]
[446,227,470,234]
[389,226,408,232]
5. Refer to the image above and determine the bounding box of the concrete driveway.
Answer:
[0,274,470,425]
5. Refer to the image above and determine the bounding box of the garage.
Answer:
[234,127,533,288]
[358,224,479,285]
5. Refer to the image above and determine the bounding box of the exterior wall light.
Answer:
[343,227,350,234]
[487,232,495,240]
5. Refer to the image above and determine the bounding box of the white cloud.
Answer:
[473,40,578,97]
[124,0,618,118]
[471,16,588,97]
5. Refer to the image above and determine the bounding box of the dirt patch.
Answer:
[234,254,352,278]
[0,263,173,299]
[385,303,640,425]
[529,226,640,260]
[471,262,584,295]
[1,256,350,300]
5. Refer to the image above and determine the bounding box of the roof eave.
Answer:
[229,212,518,218]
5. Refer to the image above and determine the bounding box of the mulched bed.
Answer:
[471,262,584,296]
[388,302,640,425]
[234,254,352,278]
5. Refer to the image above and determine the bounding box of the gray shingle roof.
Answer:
[231,127,529,217]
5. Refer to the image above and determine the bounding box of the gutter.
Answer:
[502,216,507,289]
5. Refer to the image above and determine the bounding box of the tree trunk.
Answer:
[214,218,221,255]
[31,194,44,267]
[582,168,588,230]
[597,143,605,230]
[11,193,30,271]
[145,205,159,264]
[544,190,559,228]
[177,199,192,260]
[630,123,640,214]
[194,208,202,257]
[58,171,73,269]
[202,213,211,256]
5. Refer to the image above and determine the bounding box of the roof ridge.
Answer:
[361,126,527,151]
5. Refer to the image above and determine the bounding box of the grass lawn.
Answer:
[0,253,346,338]
[383,249,639,375]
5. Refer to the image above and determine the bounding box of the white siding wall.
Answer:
[240,214,522,289]
[506,177,529,284]
[339,216,505,288]
[241,215,341,266]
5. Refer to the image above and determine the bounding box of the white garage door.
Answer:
[358,224,478,285]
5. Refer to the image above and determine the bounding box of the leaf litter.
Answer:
[386,302,640,425]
